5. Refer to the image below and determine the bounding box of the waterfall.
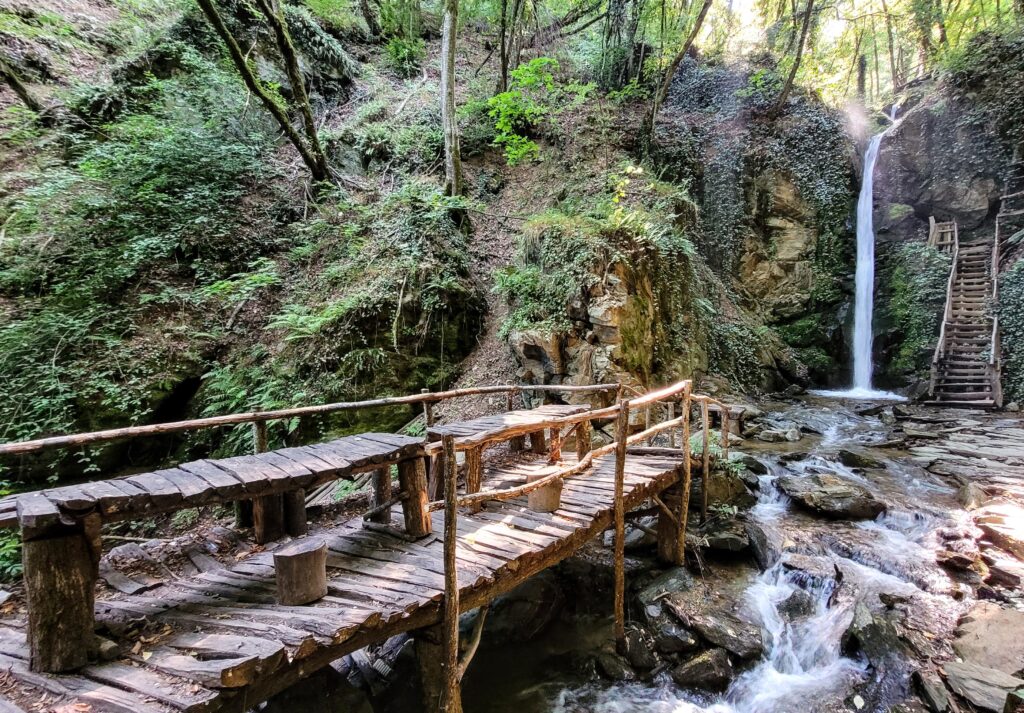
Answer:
[814,108,904,401]
[851,133,884,392]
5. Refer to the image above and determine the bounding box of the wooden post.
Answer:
[721,410,730,464]
[677,385,693,560]
[236,421,267,528]
[441,435,463,713]
[422,389,434,428]
[24,522,96,672]
[527,471,562,512]
[701,400,710,524]
[465,446,482,513]
[274,538,327,605]
[668,402,676,447]
[370,466,392,524]
[528,430,546,454]
[613,398,629,653]
[398,457,432,538]
[253,494,285,545]
[548,426,562,462]
[644,405,651,441]
[283,489,307,537]
[575,419,592,460]
[508,391,525,452]
[656,483,684,565]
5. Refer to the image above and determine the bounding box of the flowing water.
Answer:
[815,111,904,401]
[458,398,968,713]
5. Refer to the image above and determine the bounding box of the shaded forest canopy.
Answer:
[0,0,1020,486]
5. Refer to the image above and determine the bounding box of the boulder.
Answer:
[696,518,751,555]
[975,502,1024,559]
[778,589,817,620]
[913,671,950,713]
[663,595,764,660]
[652,618,701,655]
[636,567,698,620]
[959,482,990,511]
[777,473,887,520]
[622,627,658,671]
[943,661,1024,712]
[838,449,884,469]
[745,520,778,570]
[842,601,910,667]
[757,429,791,443]
[936,550,977,571]
[952,602,1024,677]
[596,651,636,681]
[670,648,734,692]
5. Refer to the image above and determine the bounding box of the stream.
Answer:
[456,397,972,713]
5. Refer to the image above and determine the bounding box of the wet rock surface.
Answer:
[778,472,887,519]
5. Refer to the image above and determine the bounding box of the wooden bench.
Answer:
[6,433,431,673]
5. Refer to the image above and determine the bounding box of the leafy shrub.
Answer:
[385,37,425,77]
[881,243,951,377]
[999,261,1024,402]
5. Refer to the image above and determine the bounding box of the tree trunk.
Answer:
[195,0,329,182]
[650,0,713,126]
[440,0,463,196]
[881,0,901,89]
[498,0,509,91]
[359,0,383,38]
[857,53,867,101]
[254,0,330,182]
[771,0,814,116]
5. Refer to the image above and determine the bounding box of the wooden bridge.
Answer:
[0,381,732,712]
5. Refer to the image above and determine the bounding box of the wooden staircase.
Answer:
[926,157,1024,408]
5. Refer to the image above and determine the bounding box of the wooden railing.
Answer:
[930,220,960,397]
[990,220,1004,407]
[429,379,732,708]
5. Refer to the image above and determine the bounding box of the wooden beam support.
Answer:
[656,483,684,565]
[528,430,546,454]
[701,400,710,524]
[283,489,307,537]
[441,435,463,713]
[575,419,592,460]
[398,457,432,538]
[613,398,629,653]
[24,522,96,672]
[678,386,693,560]
[253,494,285,545]
[507,393,525,452]
[548,426,562,462]
[526,470,562,513]
[370,467,392,525]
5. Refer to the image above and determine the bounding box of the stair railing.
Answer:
[930,220,960,398]
[990,200,1004,407]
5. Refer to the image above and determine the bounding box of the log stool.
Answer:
[527,472,562,513]
[275,538,327,605]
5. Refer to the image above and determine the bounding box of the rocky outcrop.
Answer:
[777,473,887,519]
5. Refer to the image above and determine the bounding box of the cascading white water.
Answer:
[851,133,884,392]
[814,109,904,401]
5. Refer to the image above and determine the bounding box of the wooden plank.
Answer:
[79,479,140,518]
[179,461,247,498]
[163,633,286,675]
[138,647,260,689]
[126,472,183,509]
[82,661,219,712]
[15,492,61,530]
[255,452,315,487]
[42,485,96,512]
[155,468,213,502]
[214,456,279,494]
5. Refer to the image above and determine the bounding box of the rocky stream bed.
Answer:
[258,397,1024,712]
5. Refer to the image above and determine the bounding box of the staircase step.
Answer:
[933,391,994,401]
[924,399,996,409]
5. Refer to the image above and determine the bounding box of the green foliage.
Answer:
[172,508,200,530]
[487,58,593,166]
[881,243,951,377]
[385,37,425,77]
[999,261,1024,403]
[0,56,269,471]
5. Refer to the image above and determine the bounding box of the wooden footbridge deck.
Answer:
[0,381,731,712]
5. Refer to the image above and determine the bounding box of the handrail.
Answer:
[990,211,1003,406]
[930,221,959,395]
[0,383,620,457]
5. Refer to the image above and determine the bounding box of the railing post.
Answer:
[575,419,592,460]
[677,384,692,561]
[250,420,286,544]
[370,466,393,524]
[465,446,483,513]
[668,402,676,448]
[507,390,526,452]
[398,457,432,538]
[441,434,463,713]
[701,400,710,524]
[720,408,730,465]
[613,397,630,653]
[548,426,562,462]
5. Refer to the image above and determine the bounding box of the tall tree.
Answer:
[359,0,383,38]
[440,0,463,195]
[771,0,815,116]
[650,0,713,125]
[881,0,901,89]
[195,0,330,183]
